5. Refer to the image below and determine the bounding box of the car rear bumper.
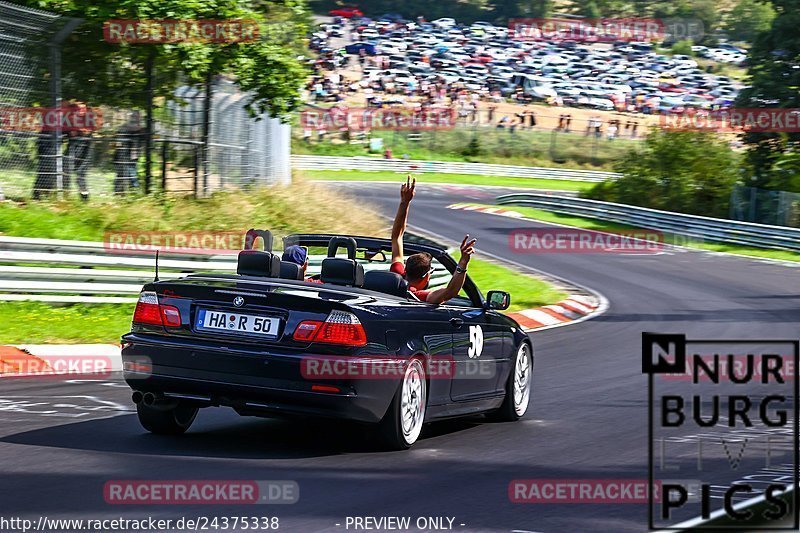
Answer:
[121,334,399,423]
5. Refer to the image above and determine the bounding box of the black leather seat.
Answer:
[363,270,409,297]
[279,260,303,280]
[237,250,281,277]
[320,237,365,287]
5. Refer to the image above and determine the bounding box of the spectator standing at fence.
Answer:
[515,109,525,129]
[607,122,617,140]
[113,111,145,194]
[32,125,58,200]
[65,103,92,201]
[487,104,497,125]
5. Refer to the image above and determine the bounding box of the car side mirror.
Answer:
[486,290,510,311]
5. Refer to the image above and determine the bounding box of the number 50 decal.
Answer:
[468,325,484,358]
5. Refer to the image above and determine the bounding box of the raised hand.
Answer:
[459,234,477,265]
[400,175,416,204]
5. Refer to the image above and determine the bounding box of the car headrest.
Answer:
[237,250,280,278]
[279,260,303,280]
[363,270,408,297]
[243,229,274,251]
[321,258,365,287]
[327,236,357,259]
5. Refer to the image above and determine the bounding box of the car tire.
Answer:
[378,358,427,450]
[488,342,532,422]
[137,402,198,435]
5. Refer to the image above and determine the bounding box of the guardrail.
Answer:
[0,236,452,302]
[292,155,619,182]
[496,193,800,252]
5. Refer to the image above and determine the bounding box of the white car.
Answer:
[361,29,379,40]
[432,18,456,29]
[672,55,698,69]
[471,21,495,30]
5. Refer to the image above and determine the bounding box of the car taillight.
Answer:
[133,291,161,325]
[132,291,182,327]
[293,311,367,346]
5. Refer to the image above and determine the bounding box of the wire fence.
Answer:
[0,1,290,201]
[730,185,800,228]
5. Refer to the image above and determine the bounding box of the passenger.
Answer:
[389,176,476,304]
[282,245,323,283]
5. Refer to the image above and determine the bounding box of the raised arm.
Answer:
[391,176,416,264]
[426,235,476,305]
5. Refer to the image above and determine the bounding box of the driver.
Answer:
[389,176,476,304]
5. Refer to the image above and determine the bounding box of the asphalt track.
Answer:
[2,181,799,532]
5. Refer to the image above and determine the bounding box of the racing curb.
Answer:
[0,344,121,377]
[447,203,526,218]
[505,294,599,332]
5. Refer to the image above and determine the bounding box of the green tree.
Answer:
[725,0,776,43]
[580,1,602,18]
[736,0,800,188]
[22,0,310,116]
[671,39,693,56]
[489,0,552,22]
[585,129,741,217]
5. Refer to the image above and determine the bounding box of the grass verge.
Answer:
[292,128,636,171]
[0,180,386,242]
[304,170,594,192]
[469,203,800,263]
[466,258,567,312]
[0,302,134,344]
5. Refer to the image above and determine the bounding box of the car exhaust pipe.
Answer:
[131,391,144,404]
[142,392,179,411]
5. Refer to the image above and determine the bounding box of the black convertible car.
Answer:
[121,232,533,449]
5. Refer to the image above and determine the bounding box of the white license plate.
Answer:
[196,309,280,338]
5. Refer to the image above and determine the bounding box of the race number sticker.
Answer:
[468,325,484,358]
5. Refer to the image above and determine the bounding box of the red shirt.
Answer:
[390,261,430,301]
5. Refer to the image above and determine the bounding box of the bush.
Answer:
[461,136,483,157]
[583,129,742,218]
[671,40,694,56]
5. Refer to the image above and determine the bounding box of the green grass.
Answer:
[466,258,567,312]
[305,169,595,192]
[0,302,134,344]
[471,203,800,263]
[0,181,386,242]
[293,127,638,171]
